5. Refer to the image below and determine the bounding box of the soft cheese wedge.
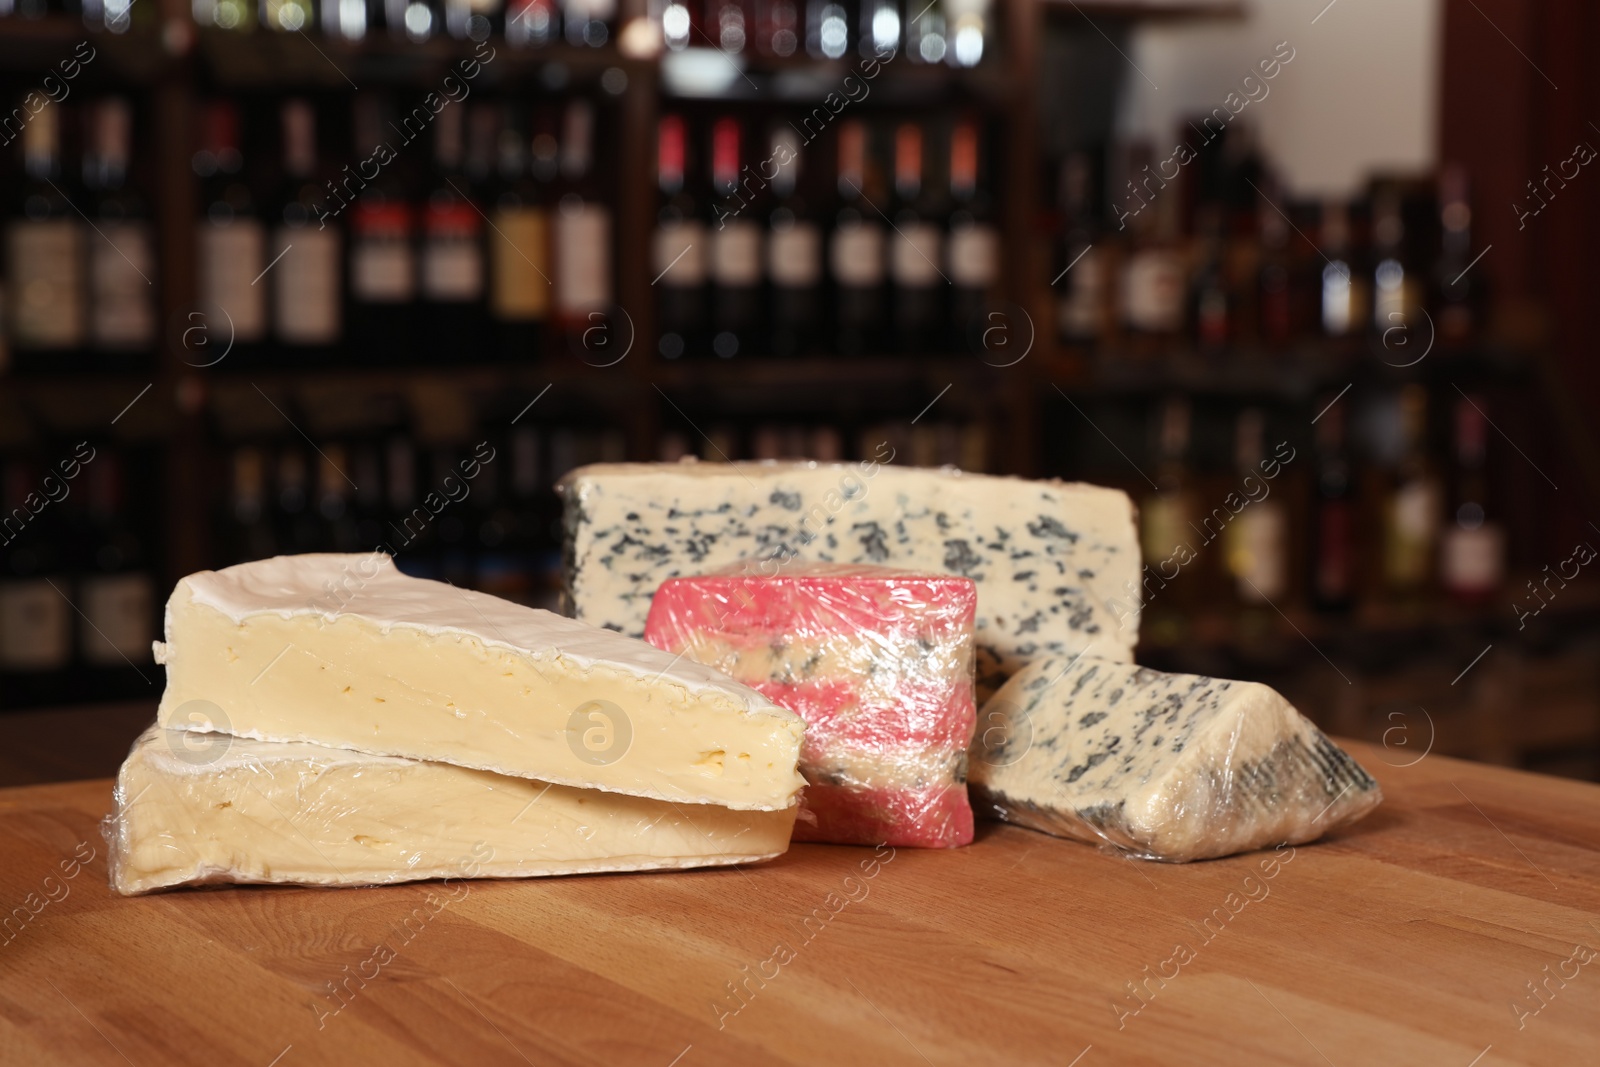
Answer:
[109,726,798,894]
[560,460,1141,695]
[154,554,805,810]
[969,655,1381,861]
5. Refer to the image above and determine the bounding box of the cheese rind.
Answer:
[643,563,977,847]
[559,460,1140,695]
[108,726,798,894]
[154,554,805,811]
[969,656,1381,861]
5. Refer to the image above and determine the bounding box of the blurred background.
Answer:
[2,0,1597,785]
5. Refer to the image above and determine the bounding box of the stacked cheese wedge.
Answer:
[108,554,807,894]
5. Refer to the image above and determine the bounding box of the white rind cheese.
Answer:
[154,554,806,811]
[560,460,1141,694]
[108,726,797,894]
[969,655,1381,861]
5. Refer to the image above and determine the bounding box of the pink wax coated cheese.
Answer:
[643,562,977,848]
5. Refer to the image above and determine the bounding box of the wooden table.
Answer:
[2,741,1598,1066]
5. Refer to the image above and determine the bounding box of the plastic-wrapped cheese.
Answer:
[969,655,1381,861]
[644,563,976,848]
[107,726,798,894]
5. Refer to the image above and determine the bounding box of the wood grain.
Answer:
[2,741,1598,1066]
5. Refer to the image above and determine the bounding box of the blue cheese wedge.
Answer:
[154,554,805,811]
[969,655,1381,861]
[559,460,1140,694]
[109,726,797,894]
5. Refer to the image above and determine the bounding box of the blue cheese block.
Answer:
[969,655,1381,861]
[558,460,1141,695]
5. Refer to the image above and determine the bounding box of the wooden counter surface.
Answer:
[2,740,1598,1066]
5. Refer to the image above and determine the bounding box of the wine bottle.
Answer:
[7,100,87,371]
[1433,164,1480,345]
[82,97,156,367]
[766,124,822,358]
[755,0,799,56]
[806,0,848,59]
[888,122,943,355]
[552,101,615,361]
[1140,396,1196,628]
[708,116,764,359]
[1440,393,1506,601]
[947,118,998,356]
[506,0,558,44]
[906,1,944,63]
[1371,185,1420,338]
[261,0,312,30]
[226,446,278,562]
[859,0,898,57]
[77,451,154,670]
[1190,202,1230,352]
[197,101,267,368]
[421,101,489,364]
[1309,396,1355,612]
[1056,151,1107,346]
[1224,408,1289,604]
[707,0,748,52]
[273,99,343,368]
[563,0,613,45]
[1256,190,1294,348]
[1318,199,1365,338]
[1381,384,1440,602]
[347,97,418,366]
[653,114,707,361]
[830,120,886,355]
[489,103,551,364]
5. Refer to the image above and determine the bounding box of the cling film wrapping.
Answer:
[643,561,978,848]
[968,654,1383,862]
[103,725,796,895]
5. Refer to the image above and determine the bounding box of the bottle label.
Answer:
[490,207,551,320]
[1385,478,1440,586]
[890,221,942,288]
[7,220,87,349]
[201,220,267,341]
[81,572,154,665]
[90,221,156,349]
[1059,246,1104,339]
[769,222,821,288]
[555,202,612,315]
[274,226,342,343]
[711,219,763,287]
[0,578,71,670]
[1442,524,1505,593]
[1140,492,1189,569]
[948,223,998,289]
[831,222,884,287]
[653,219,707,287]
[423,236,485,302]
[1120,250,1185,333]
[1227,502,1289,602]
[352,238,416,303]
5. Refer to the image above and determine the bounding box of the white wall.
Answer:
[1115,0,1441,197]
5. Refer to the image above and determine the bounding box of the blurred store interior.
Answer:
[2,0,1598,784]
